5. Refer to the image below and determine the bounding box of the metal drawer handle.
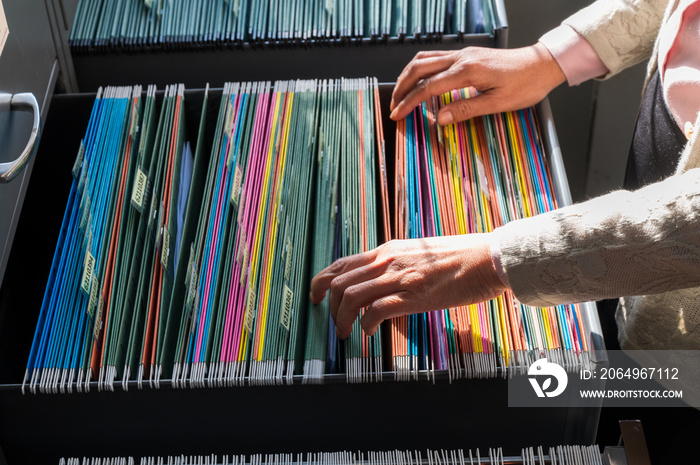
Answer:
[0,92,41,183]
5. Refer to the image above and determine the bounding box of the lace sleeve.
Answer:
[562,0,668,78]
[493,167,700,307]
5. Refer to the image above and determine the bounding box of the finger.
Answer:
[333,274,401,339]
[360,293,414,337]
[390,68,468,121]
[328,260,390,326]
[436,91,514,125]
[390,53,455,113]
[405,50,452,59]
[391,53,454,112]
[309,250,378,304]
[436,92,493,125]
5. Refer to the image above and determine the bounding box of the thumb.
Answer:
[437,92,500,125]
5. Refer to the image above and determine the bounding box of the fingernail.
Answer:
[390,109,397,120]
[335,327,342,339]
[437,110,453,125]
[309,291,324,304]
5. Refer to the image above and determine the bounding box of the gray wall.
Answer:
[505,0,646,202]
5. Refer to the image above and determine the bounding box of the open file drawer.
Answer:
[0,85,605,465]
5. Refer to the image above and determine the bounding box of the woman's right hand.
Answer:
[309,235,507,340]
[389,43,567,125]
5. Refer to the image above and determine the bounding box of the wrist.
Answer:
[456,233,509,301]
[489,240,510,289]
[530,42,567,90]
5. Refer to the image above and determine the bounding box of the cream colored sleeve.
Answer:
[561,0,668,78]
[492,168,700,307]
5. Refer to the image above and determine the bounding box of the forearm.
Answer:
[561,0,666,77]
[493,168,700,307]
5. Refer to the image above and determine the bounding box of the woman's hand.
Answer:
[309,234,508,339]
[390,43,566,125]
